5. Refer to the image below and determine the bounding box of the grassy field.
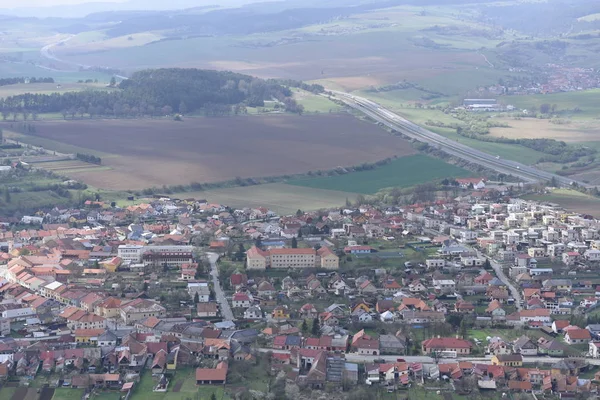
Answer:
[523,188,600,217]
[490,117,600,143]
[89,392,121,400]
[0,82,108,98]
[287,154,471,194]
[0,387,17,399]
[171,183,354,215]
[503,89,600,119]
[128,369,229,400]
[11,115,415,190]
[52,388,85,400]
[291,88,342,113]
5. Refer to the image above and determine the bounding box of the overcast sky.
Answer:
[0,0,124,7]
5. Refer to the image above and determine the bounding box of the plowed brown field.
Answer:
[26,115,415,190]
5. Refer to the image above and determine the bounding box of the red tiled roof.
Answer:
[422,337,472,349]
[195,362,228,382]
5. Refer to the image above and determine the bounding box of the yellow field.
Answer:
[489,118,600,142]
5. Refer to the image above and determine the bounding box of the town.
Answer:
[0,180,598,399]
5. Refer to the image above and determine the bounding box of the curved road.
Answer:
[40,35,128,80]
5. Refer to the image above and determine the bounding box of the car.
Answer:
[397,358,405,362]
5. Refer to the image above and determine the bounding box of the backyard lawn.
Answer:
[53,388,86,400]
[128,369,229,400]
[0,387,17,400]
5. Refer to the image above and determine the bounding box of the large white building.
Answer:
[117,245,145,262]
[117,245,194,268]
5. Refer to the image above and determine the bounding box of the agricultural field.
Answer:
[523,189,600,217]
[503,89,600,119]
[0,82,108,98]
[287,154,471,194]
[489,118,600,143]
[172,183,356,215]
[291,89,342,114]
[20,115,415,190]
[38,160,111,174]
[51,5,501,96]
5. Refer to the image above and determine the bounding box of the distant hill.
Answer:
[0,68,322,117]
[1,0,273,18]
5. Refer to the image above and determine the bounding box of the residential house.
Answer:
[196,303,218,318]
[491,354,523,367]
[513,336,537,356]
[421,338,472,355]
[195,362,228,385]
[564,328,591,344]
[232,293,252,308]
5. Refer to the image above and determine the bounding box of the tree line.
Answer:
[76,153,102,165]
[0,77,54,87]
[0,69,317,118]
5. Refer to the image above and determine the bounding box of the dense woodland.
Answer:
[0,69,323,118]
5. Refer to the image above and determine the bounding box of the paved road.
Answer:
[256,348,595,365]
[488,256,522,312]
[40,35,128,80]
[330,92,591,189]
[206,252,235,321]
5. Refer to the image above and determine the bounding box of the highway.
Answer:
[330,91,591,189]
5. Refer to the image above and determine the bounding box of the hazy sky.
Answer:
[0,0,124,7]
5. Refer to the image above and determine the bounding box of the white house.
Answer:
[187,282,210,303]
[232,293,252,308]
[589,342,600,358]
[380,310,396,323]
[426,259,445,269]
[244,306,263,320]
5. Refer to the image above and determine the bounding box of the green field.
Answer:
[504,89,600,119]
[523,188,600,217]
[170,183,355,215]
[287,154,471,194]
[291,88,342,113]
[0,82,109,98]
